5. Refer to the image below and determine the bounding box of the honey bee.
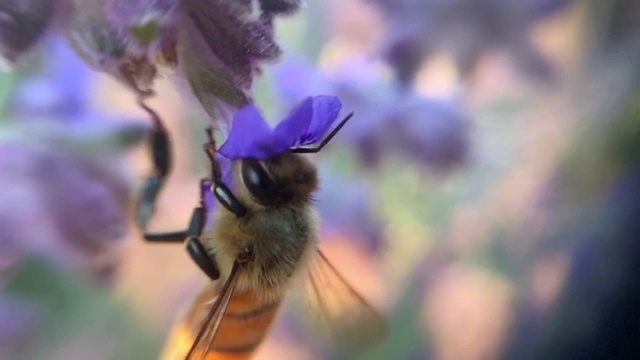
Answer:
[140,111,386,359]
[137,97,386,359]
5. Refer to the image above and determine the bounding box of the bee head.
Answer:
[240,153,318,208]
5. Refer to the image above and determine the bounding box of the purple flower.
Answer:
[1,0,298,128]
[368,0,572,84]
[0,38,148,285]
[171,0,287,128]
[105,0,179,56]
[0,0,71,69]
[66,0,158,94]
[0,120,147,285]
[218,96,343,160]
[65,0,297,127]
[385,95,470,170]
[0,295,42,358]
[316,172,385,253]
[7,38,92,120]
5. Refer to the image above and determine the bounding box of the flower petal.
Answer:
[274,95,342,148]
[272,96,314,148]
[218,105,276,159]
[305,95,343,144]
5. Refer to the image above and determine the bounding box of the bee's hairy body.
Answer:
[161,119,386,360]
[210,204,318,303]
[200,153,320,354]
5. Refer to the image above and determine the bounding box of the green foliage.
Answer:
[5,258,161,360]
[0,71,17,118]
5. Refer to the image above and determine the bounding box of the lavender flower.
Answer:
[0,38,148,284]
[0,0,70,69]
[7,38,91,120]
[0,35,150,349]
[368,0,573,84]
[0,294,41,359]
[0,120,147,285]
[384,94,469,170]
[66,0,158,94]
[173,0,285,128]
[65,0,294,128]
[105,0,179,58]
[218,96,343,160]
[316,172,385,253]
[2,0,297,129]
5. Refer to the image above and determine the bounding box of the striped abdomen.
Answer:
[210,289,281,355]
[162,284,281,360]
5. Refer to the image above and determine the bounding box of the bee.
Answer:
[137,96,386,359]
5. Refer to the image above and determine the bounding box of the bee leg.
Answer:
[143,205,203,243]
[186,237,220,280]
[137,96,171,229]
[144,206,220,280]
[145,180,221,280]
[212,183,247,217]
[203,128,248,218]
[135,100,221,280]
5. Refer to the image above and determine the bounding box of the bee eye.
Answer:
[241,159,280,205]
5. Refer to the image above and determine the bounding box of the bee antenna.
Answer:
[290,112,353,154]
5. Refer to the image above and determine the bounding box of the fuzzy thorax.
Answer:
[207,205,318,304]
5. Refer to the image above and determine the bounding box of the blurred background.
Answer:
[1,0,639,359]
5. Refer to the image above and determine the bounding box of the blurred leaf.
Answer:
[357,278,432,360]
[0,71,17,117]
[5,257,161,360]
[130,22,161,47]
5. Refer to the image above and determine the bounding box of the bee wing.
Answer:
[161,282,216,360]
[186,261,243,360]
[162,262,242,360]
[302,249,387,355]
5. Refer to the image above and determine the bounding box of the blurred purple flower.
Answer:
[0,121,147,285]
[367,0,573,84]
[219,96,343,160]
[66,0,158,94]
[173,0,285,128]
[0,39,148,285]
[7,38,91,120]
[0,295,42,358]
[105,0,179,57]
[3,0,299,128]
[0,0,71,69]
[386,95,470,170]
[66,0,296,127]
[317,172,385,252]
[274,59,470,170]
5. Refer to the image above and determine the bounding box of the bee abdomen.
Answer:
[225,301,279,320]
[212,291,281,354]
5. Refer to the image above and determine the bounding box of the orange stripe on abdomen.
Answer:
[210,290,281,355]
